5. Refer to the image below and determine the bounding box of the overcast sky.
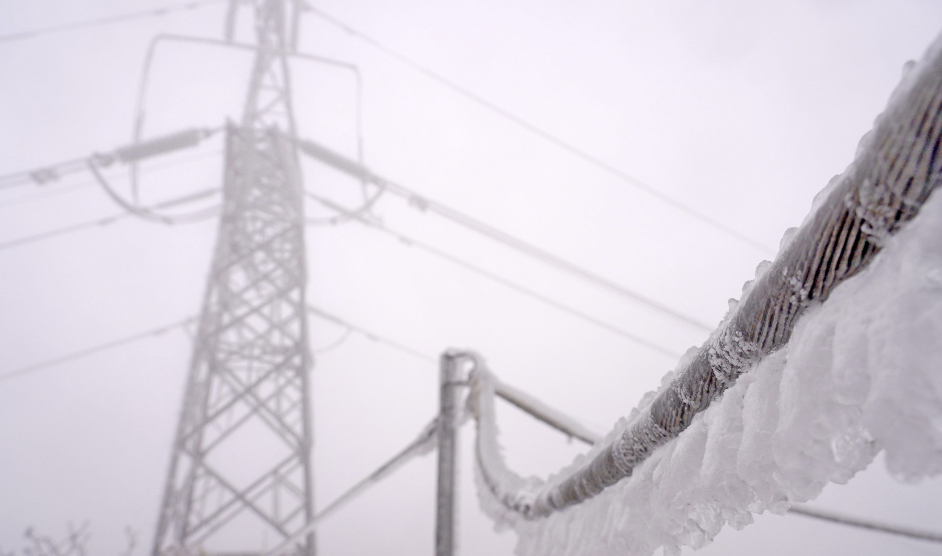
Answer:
[1,1,942,555]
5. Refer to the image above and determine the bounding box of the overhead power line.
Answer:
[0,212,133,252]
[462,50,942,524]
[0,181,94,210]
[466,355,942,546]
[2,301,423,384]
[0,317,193,383]
[0,187,219,253]
[2,303,929,545]
[0,128,218,191]
[307,304,436,364]
[306,6,775,255]
[788,505,942,545]
[298,138,712,334]
[305,192,681,359]
[382,179,713,333]
[0,0,225,44]
[0,149,223,210]
[312,327,354,354]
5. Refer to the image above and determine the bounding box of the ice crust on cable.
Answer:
[487,188,942,556]
[470,37,942,554]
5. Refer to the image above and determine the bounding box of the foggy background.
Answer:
[1,1,942,555]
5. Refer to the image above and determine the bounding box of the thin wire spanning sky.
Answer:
[1,2,942,556]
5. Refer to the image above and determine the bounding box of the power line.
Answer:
[0,212,134,252]
[308,306,606,447]
[788,504,942,545]
[0,149,222,201]
[306,6,775,255]
[0,152,223,252]
[0,128,218,194]
[305,192,681,359]
[0,299,424,385]
[463,58,942,525]
[0,187,219,253]
[0,1,225,44]
[378,178,714,333]
[0,317,193,383]
[0,157,87,190]
[311,327,354,354]
[3,303,934,546]
[297,138,712,333]
[307,304,436,364]
[0,181,93,210]
[309,303,942,546]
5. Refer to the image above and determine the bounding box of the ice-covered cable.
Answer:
[0,0,224,44]
[303,191,681,358]
[305,6,775,255]
[295,139,713,334]
[788,504,942,544]
[0,318,194,382]
[460,29,942,556]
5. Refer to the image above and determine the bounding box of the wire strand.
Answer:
[0,1,225,44]
[306,6,775,255]
[311,326,354,354]
[788,504,942,545]
[294,137,711,332]
[0,147,221,202]
[3,308,934,546]
[0,181,93,210]
[306,305,435,364]
[0,213,134,252]
[0,317,193,383]
[0,187,219,253]
[374,177,713,333]
[305,192,681,359]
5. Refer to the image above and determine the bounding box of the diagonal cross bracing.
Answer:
[152,122,314,556]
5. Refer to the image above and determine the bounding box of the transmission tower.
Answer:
[152,1,315,555]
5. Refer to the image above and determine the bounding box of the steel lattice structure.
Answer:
[153,2,315,555]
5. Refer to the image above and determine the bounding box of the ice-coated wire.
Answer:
[311,327,353,354]
[304,191,681,358]
[295,140,712,334]
[466,356,942,545]
[0,318,194,383]
[375,177,714,333]
[306,6,775,255]
[0,150,222,209]
[0,0,225,44]
[307,302,606,446]
[0,188,220,253]
[459,27,942,521]
[0,213,133,252]
[788,505,942,544]
[306,305,436,364]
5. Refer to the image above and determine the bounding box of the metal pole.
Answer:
[436,351,463,556]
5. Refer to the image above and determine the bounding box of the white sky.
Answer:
[1,1,941,555]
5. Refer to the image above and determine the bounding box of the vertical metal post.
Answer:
[436,351,462,556]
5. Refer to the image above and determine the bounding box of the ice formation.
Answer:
[494,188,942,556]
[467,30,942,556]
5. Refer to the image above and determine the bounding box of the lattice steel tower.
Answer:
[152,1,315,555]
